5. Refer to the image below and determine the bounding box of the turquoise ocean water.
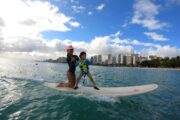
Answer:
[0,58,180,120]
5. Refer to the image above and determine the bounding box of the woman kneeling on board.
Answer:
[57,45,79,88]
[74,52,99,90]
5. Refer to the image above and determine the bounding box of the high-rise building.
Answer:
[149,55,162,60]
[132,54,139,65]
[97,55,102,64]
[118,54,125,65]
[105,59,108,65]
[126,55,132,65]
[108,54,112,64]
[139,56,148,63]
[112,56,117,64]
[118,54,121,64]
[90,56,94,64]
[93,56,98,64]
[132,56,136,65]
[123,56,127,65]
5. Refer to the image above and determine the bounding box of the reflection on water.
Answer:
[0,78,22,112]
[9,110,22,120]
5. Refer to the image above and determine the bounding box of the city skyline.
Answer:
[55,53,166,66]
[92,54,141,65]
[45,53,180,68]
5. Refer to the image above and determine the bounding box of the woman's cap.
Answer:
[67,45,74,50]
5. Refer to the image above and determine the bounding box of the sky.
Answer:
[0,0,180,60]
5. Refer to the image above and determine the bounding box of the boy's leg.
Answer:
[87,72,96,87]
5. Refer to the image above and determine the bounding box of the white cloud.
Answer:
[61,34,134,56]
[87,36,133,57]
[0,26,179,60]
[100,33,179,58]
[141,46,180,58]
[0,31,135,60]
[70,0,79,4]
[1,36,67,53]
[173,0,180,4]
[166,0,180,5]
[0,0,80,58]
[70,0,75,3]
[144,32,169,41]
[0,0,80,40]
[0,0,82,59]
[131,0,169,30]
[112,38,129,44]
[72,5,85,13]
[0,1,179,60]
[109,34,179,58]
[131,40,157,47]
[0,51,64,60]
[114,31,121,37]
[69,21,80,27]
[88,11,92,15]
[96,4,105,11]
[0,18,5,26]
[110,31,122,38]
[111,37,161,48]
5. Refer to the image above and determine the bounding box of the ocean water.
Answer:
[0,58,180,120]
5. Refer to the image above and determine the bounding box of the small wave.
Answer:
[70,93,119,103]
[0,76,45,83]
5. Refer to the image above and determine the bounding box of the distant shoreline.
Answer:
[93,65,180,70]
[39,61,180,71]
[140,67,180,71]
[91,64,180,70]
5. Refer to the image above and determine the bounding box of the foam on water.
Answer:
[67,93,119,103]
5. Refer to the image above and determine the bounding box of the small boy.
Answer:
[74,52,99,90]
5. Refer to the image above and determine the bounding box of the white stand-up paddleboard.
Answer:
[43,82,158,96]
